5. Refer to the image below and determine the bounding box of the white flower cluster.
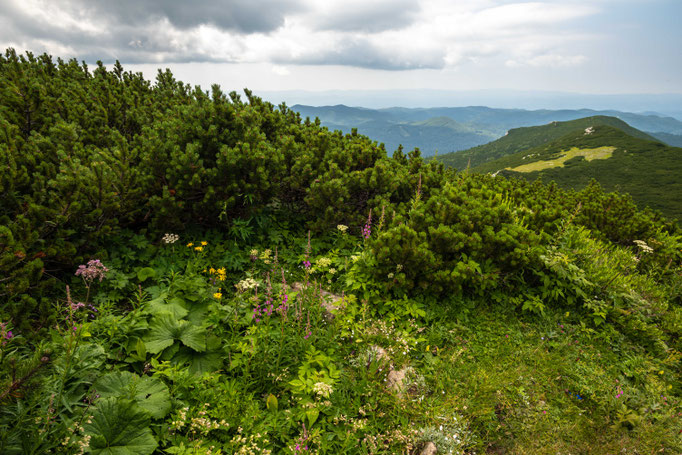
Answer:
[337,224,348,233]
[235,277,259,293]
[312,381,334,398]
[634,240,653,254]
[162,233,179,244]
[61,418,91,455]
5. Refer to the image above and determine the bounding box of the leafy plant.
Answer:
[84,398,158,455]
[94,371,171,419]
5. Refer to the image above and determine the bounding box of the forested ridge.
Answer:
[435,116,659,171]
[1,50,682,454]
[472,125,682,221]
[435,117,682,222]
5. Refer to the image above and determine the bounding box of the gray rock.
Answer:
[420,441,438,455]
[386,368,407,394]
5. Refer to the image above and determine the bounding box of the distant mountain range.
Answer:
[435,117,682,222]
[291,104,682,157]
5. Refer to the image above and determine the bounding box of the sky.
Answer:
[1,0,681,103]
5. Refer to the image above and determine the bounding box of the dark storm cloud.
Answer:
[313,0,421,33]
[277,39,445,71]
[73,0,304,34]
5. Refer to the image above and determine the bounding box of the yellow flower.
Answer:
[194,246,203,252]
[209,267,216,274]
[217,267,226,275]
[187,242,194,247]
[201,241,208,246]
[213,292,222,299]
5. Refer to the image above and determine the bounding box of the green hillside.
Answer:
[475,125,682,221]
[2,51,682,454]
[436,116,657,170]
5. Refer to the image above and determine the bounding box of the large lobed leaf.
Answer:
[143,313,206,354]
[94,371,171,419]
[84,398,157,455]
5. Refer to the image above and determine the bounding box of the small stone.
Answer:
[371,345,389,362]
[420,441,438,455]
[386,368,408,394]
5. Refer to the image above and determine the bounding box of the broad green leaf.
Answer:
[160,342,181,360]
[185,300,209,325]
[94,371,171,419]
[266,394,278,411]
[137,267,157,282]
[306,408,319,427]
[135,338,146,359]
[143,314,178,354]
[84,398,158,455]
[144,314,206,354]
[172,346,222,375]
[147,296,188,319]
[178,324,206,352]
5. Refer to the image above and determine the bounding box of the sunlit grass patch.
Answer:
[509,146,616,172]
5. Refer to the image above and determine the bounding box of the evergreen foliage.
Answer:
[1,50,682,453]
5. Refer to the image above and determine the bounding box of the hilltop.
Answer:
[435,116,658,170]
[473,124,682,221]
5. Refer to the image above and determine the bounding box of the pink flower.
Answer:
[75,259,109,282]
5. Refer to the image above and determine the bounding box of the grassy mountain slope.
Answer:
[475,125,682,221]
[435,116,658,170]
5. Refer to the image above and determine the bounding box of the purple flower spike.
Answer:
[362,209,372,240]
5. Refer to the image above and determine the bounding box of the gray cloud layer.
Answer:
[276,39,444,70]
[74,0,302,33]
[0,0,596,71]
[312,0,421,33]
